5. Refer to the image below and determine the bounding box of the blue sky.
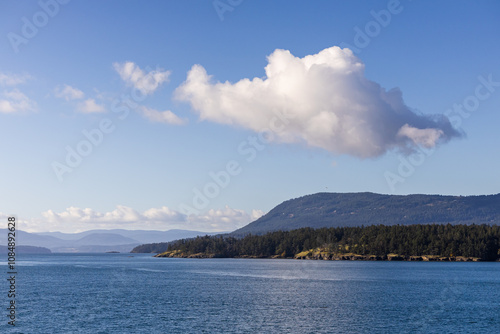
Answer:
[1,0,499,233]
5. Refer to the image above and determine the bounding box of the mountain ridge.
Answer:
[231,192,500,236]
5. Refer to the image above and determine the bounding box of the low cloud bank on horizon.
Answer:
[176,46,461,158]
[0,207,264,234]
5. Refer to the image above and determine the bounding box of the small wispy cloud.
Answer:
[0,72,31,86]
[139,106,187,125]
[54,84,85,101]
[397,124,444,148]
[77,98,106,113]
[0,73,36,114]
[113,61,170,95]
[0,89,37,113]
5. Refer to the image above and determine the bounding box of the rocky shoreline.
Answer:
[293,253,482,262]
[154,250,486,262]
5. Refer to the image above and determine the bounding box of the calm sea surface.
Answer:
[1,253,499,333]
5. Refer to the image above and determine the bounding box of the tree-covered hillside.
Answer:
[153,224,500,261]
[231,192,500,236]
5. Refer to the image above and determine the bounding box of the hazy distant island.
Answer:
[0,245,51,254]
[0,228,216,253]
[132,192,500,262]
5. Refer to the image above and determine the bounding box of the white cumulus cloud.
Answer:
[139,106,187,125]
[54,84,85,101]
[77,98,106,113]
[17,205,260,233]
[113,61,170,95]
[186,206,261,231]
[175,46,461,158]
[0,89,37,113]
[251,209,265,221]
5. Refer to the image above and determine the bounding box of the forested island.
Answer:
[147,224,500,262]
[132,193,500,261]
[0,245,52,254]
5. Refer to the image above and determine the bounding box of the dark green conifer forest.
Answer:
[132,224,500,261]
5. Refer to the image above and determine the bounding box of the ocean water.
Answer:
[2,253,499,333]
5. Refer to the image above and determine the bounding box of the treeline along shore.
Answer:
[135,224,500,262]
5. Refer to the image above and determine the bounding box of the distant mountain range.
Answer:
[0,229,217,253]
[231,192,500,236]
